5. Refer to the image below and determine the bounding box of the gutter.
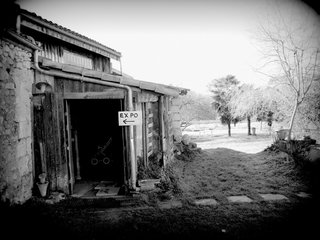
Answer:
[9,31,137,191]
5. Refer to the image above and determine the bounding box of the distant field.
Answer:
[182,121,278,153]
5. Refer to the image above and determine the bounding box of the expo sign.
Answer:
[118,111,142,126]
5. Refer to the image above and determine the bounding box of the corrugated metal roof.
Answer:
[19,9,122,60]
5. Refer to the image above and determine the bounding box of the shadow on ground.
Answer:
[2,147,319,240]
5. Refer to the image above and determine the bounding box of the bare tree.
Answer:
[254,4,320,139]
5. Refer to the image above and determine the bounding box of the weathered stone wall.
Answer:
[0,39,33,203]
[169,97,182,142]
[167,96,183,162]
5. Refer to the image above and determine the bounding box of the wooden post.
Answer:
[74,130,81,180]
[65,101,74,194]
[159,96,166,166]
[142,103,148,167]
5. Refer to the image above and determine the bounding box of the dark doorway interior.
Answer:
[69,99,124,186]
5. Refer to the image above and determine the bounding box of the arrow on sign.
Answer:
[123,119,134,124]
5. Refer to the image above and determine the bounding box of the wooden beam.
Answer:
[63,90,125,99]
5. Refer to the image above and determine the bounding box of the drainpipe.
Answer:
[33,51,137,191]
[7,30,137,191]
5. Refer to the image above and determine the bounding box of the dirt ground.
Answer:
[2,123,319,240]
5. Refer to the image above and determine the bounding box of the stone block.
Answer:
[171,97,182,106]
[158,200,182,209]
[5,82,15,89]
[16,138,27,159]
[259,194,289,201]
[169,105,180,113]
[17,154,31,176]
[194,198,218,206]
[295,192,312,199]
[3,45,10,53]
[0,69,10,81]
[18,120,31,139]
[227,195,253,203]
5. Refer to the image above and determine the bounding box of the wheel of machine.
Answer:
[91,158,99,166]
[102,157,111,165]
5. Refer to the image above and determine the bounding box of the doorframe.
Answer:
[63,92,127,194]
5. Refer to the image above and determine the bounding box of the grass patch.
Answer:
[172,147,312,199]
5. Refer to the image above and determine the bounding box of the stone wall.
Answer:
[167,96,183,162]
[0,39,34,203]
[169,97,182,142]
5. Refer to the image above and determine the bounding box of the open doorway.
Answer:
[67,99,126,197]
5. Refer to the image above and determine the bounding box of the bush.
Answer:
[137,153,162,180]
[158,165,181,195]
[174,142,202,162]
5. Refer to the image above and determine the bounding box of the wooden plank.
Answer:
[41,57,63,70]
[74,130,81,181]
[101,73,121,83]
[84,69,103,79]
[63,90,125,99]
[42,92,58,190]
[154,85,180,96]
[159,96,166,166]
[56,93,69,192]
[65,101,74,194]
[139,81,157,91]
[62,64,83,74]
[137,91,158,103]
[121,77,140,87]
[142,103,148,166]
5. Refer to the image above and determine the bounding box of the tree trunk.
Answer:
[288,99,300,140]
[247,115,251,135]
[228,122,231,136]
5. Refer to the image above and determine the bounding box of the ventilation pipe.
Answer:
[7,30,137,191]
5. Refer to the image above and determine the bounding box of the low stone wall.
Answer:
[0,39,33,203]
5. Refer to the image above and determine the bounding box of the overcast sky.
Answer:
[17,0,319,94]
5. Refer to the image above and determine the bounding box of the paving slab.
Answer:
[227,195,253,203]
[94,181,115,190]
[259,194,289,201]
[295,192,312,199]
[96,186,120,197]
[194,198,218,206]
[158,200,182,209]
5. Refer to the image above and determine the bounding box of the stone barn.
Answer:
[0,5,187,203]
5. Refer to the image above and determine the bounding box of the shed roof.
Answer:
[39,57,188,96]
[19,9,122,60]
